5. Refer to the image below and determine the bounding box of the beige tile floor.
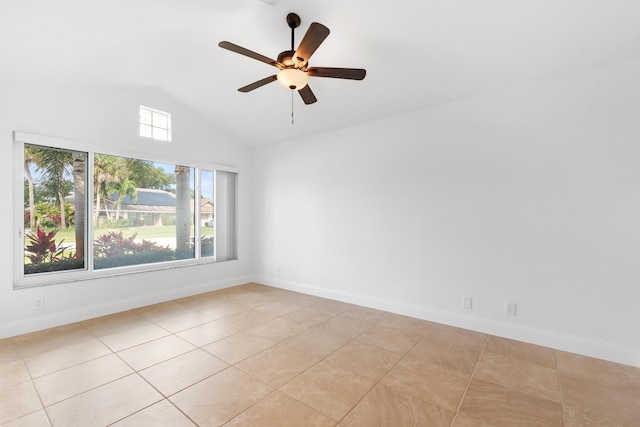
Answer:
[1,283,639,426]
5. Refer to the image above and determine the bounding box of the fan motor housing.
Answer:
[277,50,299,68]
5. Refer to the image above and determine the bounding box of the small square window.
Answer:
[139,106,171,141]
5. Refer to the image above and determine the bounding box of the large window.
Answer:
[15,132,237,288]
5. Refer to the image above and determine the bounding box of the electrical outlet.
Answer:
[504,301,516,316]
[463,296,472,310]
[34,297,45,310]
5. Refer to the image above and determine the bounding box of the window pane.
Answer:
[139,108,152,125]
[93,155,195,269]
[24,144,87,275]
[152,112,168,129]
[200,169,215,258]
[152,127,168,141]
[140,123,152,138]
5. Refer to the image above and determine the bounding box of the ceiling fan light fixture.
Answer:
[277,68,308,90]
[219,13,365,105]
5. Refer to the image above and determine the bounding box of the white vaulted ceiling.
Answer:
[1,0,639,146]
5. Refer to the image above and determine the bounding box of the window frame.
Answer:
[13,131,238,289]
[139,105,172,142]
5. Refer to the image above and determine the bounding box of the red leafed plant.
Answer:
[24,228,69,264]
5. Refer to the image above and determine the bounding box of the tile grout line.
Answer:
[105,318,224,427]
[333,322,434,425]
[225,306,391,425]
[165,294,348,424]
[17,358,54,427]
[449,334,490,426]
[553,348,567,425]
[36,316,193,426]
[187,295,349,425]
[20,325,106,426]
[310,319,391,425]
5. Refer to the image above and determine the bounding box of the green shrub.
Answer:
[94,251,175,269]
[93,230,175,269]
[24,258,85,274]
[115,218,133,228]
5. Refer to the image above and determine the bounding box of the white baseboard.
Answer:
[0,275,252,339]
[253,275,640,368]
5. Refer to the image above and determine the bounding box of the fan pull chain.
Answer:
[291,90,294,125]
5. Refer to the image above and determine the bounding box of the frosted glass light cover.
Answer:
[277,68,309,90]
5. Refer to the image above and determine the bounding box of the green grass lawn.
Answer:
[25,224,214,245]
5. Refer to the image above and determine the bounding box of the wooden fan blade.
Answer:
[307,67,366,80]
[298,85,317,105]
[219,41,283,68]
[238,75,278,92]
[293,22,330,67]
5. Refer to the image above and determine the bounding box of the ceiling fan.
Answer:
[218,13,366,105]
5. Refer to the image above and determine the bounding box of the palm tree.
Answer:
[109,177,138,222]
[24,145,38,230]
[175,165,191,254]
[34,147,73,229]
[72,153,86,259]
[93,154,120,225]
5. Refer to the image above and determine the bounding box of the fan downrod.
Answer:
[286,13,301,51]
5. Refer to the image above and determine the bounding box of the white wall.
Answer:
[252,59,640,367]
[0,81,252,338]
